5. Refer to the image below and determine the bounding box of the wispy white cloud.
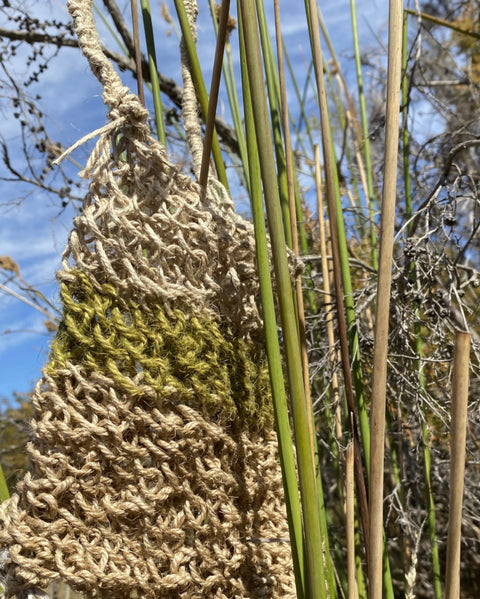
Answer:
[0,309,50,353]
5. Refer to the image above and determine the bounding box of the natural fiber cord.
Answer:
[0,0,295,597]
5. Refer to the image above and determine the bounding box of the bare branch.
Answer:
[0,25,240,154]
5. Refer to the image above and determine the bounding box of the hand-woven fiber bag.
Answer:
[0,0,295,597]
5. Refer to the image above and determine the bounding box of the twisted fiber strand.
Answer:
[52,0,149,172]
[67,0,147,124]
[180,0,204,177]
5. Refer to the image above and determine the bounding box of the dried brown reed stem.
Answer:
[345,442,359,599]
[445,329,471,599]
[130,0,145,104]
[368,1,403,598]
[314,145,342,440]
[199,0,230,190]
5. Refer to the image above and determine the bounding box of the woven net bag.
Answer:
[0,1,295,597]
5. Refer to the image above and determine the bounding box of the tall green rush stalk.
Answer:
[0,464,9,502]
[140,0,166,145]
[274,9,336,595]
[273,0,311,435]
[304,0,371,558]
[173,0,229,191]
[368,2,403,599]
[309,14,374,460]
[238,1,327,596]
[253,0,292,247]
[238,15,305,597]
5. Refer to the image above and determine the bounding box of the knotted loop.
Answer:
[67,0,132,113]
[53,1,150,169]
[66,0,150,127]
[107,90,149,127]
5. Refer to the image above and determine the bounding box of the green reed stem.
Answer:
[239,1,327,596]
[273,0,309,395]
[173,0,229,190]
[275,8,336,596]
[306,0,371,481]
[305,0,371,560]
[421,415,443,598]
[0,463,9,502]
[140,0,166,144]
[238,16,305,593]
[253,0,291,246]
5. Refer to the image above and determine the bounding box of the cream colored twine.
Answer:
[180,0,204,178]
[54,0,149,172]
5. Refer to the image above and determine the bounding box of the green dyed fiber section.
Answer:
[48,271,273,430]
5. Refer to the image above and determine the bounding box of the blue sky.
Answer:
[0,0,386,402]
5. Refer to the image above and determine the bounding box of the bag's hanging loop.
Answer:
[57,0,204,180]
[67,0,147,123]
[53,0,150,171]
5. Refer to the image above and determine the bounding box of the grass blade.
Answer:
[173,0,229,190]
[238,1,327,595]
[140,0,167,144]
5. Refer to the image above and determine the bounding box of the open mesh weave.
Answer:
[0,0,295,597]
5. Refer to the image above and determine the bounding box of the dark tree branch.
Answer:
[102,0,136,58]
[410,138,480,237]
[0,26,77,47]
[0,26,240,155]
